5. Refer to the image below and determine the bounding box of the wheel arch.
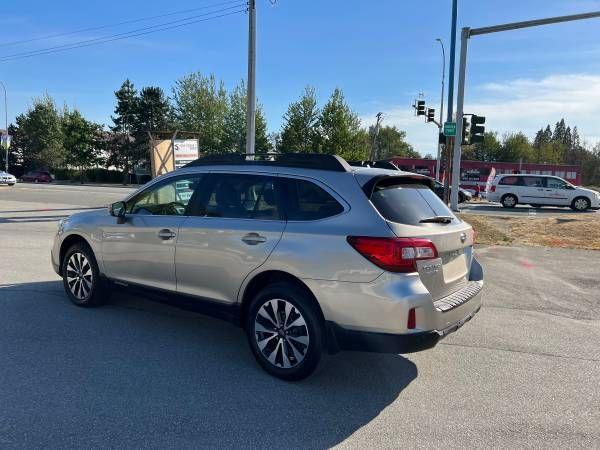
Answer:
[59,234,94,273]
[239,270,325,328]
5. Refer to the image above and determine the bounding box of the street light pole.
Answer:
[245,0,257,156]
[0,82,7,172]
[435,38,445,181]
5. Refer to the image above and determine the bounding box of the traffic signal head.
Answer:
[416,100,426,116]
[462,115,471,145]
[427,108,435,122]
[470,115,486,144]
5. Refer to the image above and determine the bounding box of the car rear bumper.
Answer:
[327,303,481,354]
[304,257,484,352]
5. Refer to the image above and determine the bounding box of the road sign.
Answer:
[443,122,456,137]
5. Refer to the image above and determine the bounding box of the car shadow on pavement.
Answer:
[0,280,418,448]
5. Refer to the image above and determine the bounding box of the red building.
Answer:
[390,158,583,188]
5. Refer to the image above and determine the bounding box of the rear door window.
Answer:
[200,174,281,220]
[279,178,344,221]
[521,176,544,187]
[370,183,459,226]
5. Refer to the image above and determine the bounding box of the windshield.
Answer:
[370,183,459,226]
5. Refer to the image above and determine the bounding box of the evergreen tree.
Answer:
[108,79,142,183]
[137,86,172,133]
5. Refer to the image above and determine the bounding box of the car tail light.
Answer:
[490,185,496,192]
[346,236,438,273]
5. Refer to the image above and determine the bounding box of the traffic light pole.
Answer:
[450,10,600,211]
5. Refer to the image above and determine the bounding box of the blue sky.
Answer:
[1,0,600,155]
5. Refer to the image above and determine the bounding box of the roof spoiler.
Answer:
[361,174,436,198]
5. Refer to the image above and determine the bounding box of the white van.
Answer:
[487,174,599,211]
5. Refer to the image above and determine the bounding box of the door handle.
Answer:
[242,233,267,245]
[157,229,177,240]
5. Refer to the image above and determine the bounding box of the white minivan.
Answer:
[487,174,600,211]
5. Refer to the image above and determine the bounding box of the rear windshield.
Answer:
[370,183,459,226]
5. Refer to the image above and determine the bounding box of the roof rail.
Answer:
[184,153,352,172]
[348,160,400,171]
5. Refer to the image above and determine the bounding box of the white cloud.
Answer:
[362,73,600,156]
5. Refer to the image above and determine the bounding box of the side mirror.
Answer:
[109,201,127,224]
[565,185,575,190]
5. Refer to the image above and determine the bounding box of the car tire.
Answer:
[246,282,323,381]
[61,242,105,307]
[571,197,590,212]
[501,194,518,208]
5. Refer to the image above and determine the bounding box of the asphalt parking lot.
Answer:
[1,183,599,448]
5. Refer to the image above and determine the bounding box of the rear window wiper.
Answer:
[419,216,453,224]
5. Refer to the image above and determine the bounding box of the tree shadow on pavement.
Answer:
[0,281,418,449]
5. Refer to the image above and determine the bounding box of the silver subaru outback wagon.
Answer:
[51,154,483,380]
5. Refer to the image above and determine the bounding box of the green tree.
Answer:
[108,79,141,183]
[12,94,64,170]
[279,86,320,153]
[370,125,418,159]
[463,131,502,161]
[222,80,272,154]
[62,109,104,183]
[318,88,366,161]
[499,132,534,162]
[172,72,228,153]
[137,86,172,133]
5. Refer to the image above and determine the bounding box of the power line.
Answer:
[0,4,246,62]
[0,0,244,48]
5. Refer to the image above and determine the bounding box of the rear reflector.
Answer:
[346,236,438,273]
[407,308,416,329]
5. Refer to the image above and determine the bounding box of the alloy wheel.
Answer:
[254,299,310,369]
[574,198,589,211]
[504,196,516,207]
[66,252,93,300]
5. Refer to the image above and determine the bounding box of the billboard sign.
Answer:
[173,139,199,169]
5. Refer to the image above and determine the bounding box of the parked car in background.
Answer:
[51,154,483,381]
[487,174,600,211]
[21,170,53,183]
[0,171,17,186]
[433,181,473,204]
